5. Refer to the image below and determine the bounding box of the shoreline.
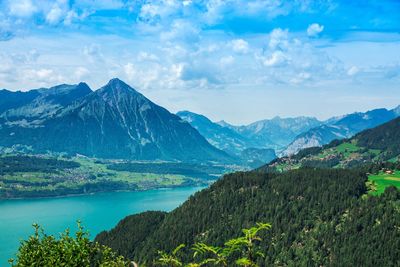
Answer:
[0,183,210,201]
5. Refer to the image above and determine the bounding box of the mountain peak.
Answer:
[392,105,400,116]
[107,78,132,89]
[99,78,140,96]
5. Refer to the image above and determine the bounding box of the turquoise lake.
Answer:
[0,186,204,266]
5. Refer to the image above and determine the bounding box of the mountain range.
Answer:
[1,78,398,166]
[282,107,400,156]
[178,107,399,163]
[260,116,400,173]
[0,79,230,162]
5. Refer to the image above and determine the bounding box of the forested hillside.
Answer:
[96,168,400,266]
[261,117,400,173]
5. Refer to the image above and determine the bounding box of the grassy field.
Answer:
[0,154,235,199]
[368,170,400,195]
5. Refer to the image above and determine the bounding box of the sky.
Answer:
[0,0,399,125]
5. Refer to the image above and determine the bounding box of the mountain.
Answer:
[216,116,322,151]
[0,83,92,123]
[282,107,399,156]
[237,116,323,150]
[261,116,400,173]
[177,111,253,155]
[0,79,231,162]
[179,112,321,153]
[0,89,40,114]
[177,111,278,166]
[240,147,276,168]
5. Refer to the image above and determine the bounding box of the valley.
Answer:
[0,153,236,199]
[2,1,400,265]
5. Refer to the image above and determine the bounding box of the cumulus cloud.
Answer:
[23,68,63,84]
[307,23,324,37]
[8,0,37,18]
[268,28,289,50]
[263,51,288,67]
[46,5,64,24]
[83,44,104,63]
[220,55,235,66]
[74,67,90,80]
[347,66,359,76]
[230,39,249,54]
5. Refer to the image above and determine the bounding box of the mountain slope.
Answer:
[0,83,92,123]
[283,108,399,156]
[177,111,253,155]
[177,111,277,167]
[0,79,231,162]
[261,116,400,172]
[96,168,400,266]
[218,116,322,151]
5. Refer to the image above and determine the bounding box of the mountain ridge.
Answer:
[0,79,232,163]
[282,107,399,156]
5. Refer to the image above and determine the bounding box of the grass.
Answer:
[368,170,400,195]
[0,155,227,198]
[334,142,360,157]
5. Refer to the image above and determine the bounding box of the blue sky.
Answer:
[0,0,399,124]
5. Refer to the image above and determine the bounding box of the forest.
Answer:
[95,167,400,266]
[0,155,80,174]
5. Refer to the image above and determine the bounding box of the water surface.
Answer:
[0,187,204,265]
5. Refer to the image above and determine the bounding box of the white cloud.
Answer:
[220,55,235,66]
[124,63,136,79]
[231,39,249,53]
[307,23,324,37]
[74,67,90,80]
[347,66,359,76]
[46,5,64,24]
[137,52,159,62]
[23,68,63,84]
[8,0,37,17]
[268,28,289,50]
[83,44,103,62]
[263,51,287,67]
[290,72,311,84]
[160,19,199,43]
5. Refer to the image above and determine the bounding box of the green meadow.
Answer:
[368,170,400,195]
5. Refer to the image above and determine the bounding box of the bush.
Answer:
[9,222,128,267]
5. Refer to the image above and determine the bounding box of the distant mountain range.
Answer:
[0,79,231,163]
[220,116,323,151]
[259,116,400,173]
[282,107,400,156]
[177,111,276,166]
[178,107,399,162]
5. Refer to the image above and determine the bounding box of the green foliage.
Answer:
[260,117,400,172]
[107,162,227,180]
[158,244,186,267]
[157,222,271,267]
[9,222,128,267]
[0,154,207,199]
[368,170,400,195]
[97,168,400,266]
[0,155,80,174]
